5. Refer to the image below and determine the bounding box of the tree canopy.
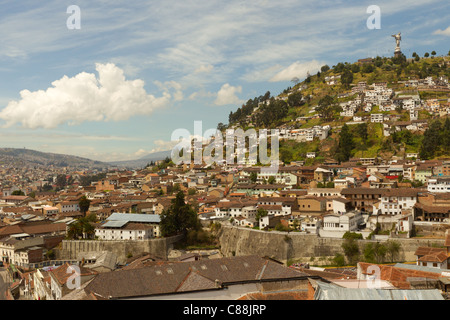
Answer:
[160,191,200,237]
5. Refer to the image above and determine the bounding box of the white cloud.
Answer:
[150,139,180,153]
[154,80,184,101]
[188,89,216,100]
[0,63,171,129]
[241,64,283,82]
[269,60,324,82]
[194,64,214,73]
[214,83,243,106]
[433,26,450,36]
[134,148,150,157]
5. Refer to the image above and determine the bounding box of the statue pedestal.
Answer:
[394,48,402,58]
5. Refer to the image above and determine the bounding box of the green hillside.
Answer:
[224,53,450,164]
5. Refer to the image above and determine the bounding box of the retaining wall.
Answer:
[55,234,184,264]
[218,226,446,264]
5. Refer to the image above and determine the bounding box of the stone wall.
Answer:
[218,226,446,265]
[55,234,184,264]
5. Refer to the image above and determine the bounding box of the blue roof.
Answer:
[107,213,161,224]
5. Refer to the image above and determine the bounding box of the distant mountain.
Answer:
[138,150,172,161]
[109,150,172,169]
[0,148,110,169]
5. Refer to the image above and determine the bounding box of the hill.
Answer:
[0,148,109,169]
[108,150,172,169]
[223,53,450,164]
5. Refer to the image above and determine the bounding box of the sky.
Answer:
[0,0,449,162]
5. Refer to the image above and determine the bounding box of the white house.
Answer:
[377,189,419,216]
[56,201,80,213]
[427,177,450,193]
[322,211,363,232]
[370,113,385,123]
[95,221,154,240]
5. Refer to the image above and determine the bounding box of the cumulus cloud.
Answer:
[433,26,450,36]
[214,83,243,106]
[0,63,171,129]
[269,60,323,82]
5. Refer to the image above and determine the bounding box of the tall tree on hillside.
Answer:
[419,120,442,159]
[356,123,369,143]
[341,69,354,89]
[443,118,450,153]
[317,95,337,121]
[335,124,354,163]
[321,65,330,73]
[287,91,303,107]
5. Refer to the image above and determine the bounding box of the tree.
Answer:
[256,208,268,226]
[12,190,25,196]
[332,253,346,267]
[363,242,387,263]
[419,120,442,159]
[362,63,374,73]
[356,123,368,142]
[79,195,91,216]
[341,69,354,89]
[424,52,429,58]
[67,217,95,239]
[287,91,303,107]
[317,95,337,121]
[249,171,258,183]
[268,176,276,184]
[351,64,360,73]
[55,174,67,190]
[160,191,199,237]
[321,65,330,73]
[431,51,436,57]
[217,122,226,131]
[385,240,401,263]
[341,238,360,265]
[335,124,354,162]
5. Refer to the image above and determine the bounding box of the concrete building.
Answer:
[377,188,420,216]
[322,211,363,232]
[427,177,450,193]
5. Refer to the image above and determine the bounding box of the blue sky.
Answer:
[0,0,449,162]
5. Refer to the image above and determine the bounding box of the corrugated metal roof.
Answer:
[314,281,444,300]
[102,220,128,228]
[394,263,450,275]
[107,213,161,223]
